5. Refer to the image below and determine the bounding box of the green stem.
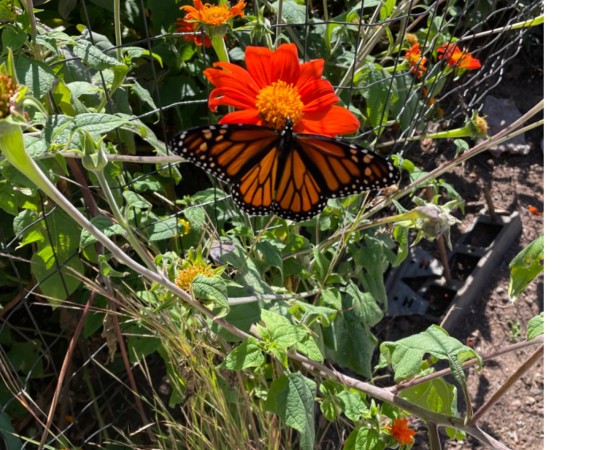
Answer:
[211,34,229,63]
[94,167,156,269]
[114,0,123,60]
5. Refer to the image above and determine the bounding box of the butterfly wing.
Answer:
[170,124,400,221]
[169,124,281,216]
[271,133,401,220]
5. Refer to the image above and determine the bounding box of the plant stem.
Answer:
[114,0,123,60]
[211,34,229,63]
[94,167,156,269]
[471,344,544,424]
[427,421,442,450]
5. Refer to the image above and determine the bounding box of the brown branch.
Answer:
[471,344,544,424]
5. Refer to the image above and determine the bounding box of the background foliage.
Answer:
[0,0,543,448]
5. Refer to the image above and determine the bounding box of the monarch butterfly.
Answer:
[169,119,400,221]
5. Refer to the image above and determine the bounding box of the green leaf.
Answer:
[131,173,164,193]
[509,234,544,301]
[22,208,84,303]
[343,426,385,450]
[356,63,389,130]
[131,80,158,112]
[296,333,324,363]
[183,207,205,231]
[30,250,84,302]
[6,341,44,378]
[221,238,272,296]
[342,283,383,328]
[80,215,127,247]
[15,56,55,98]
[400,378,459,416]
[265,373,317,450]
[0,409,22,450]
[337,390,368,421]
[272,0,306,24]
[379,0,396,20]
[71,113,129,136]
[220,337,265,370]
[123,191,152,209]
[330,310,377,378]
[527,313,544,340]
[190,274,230,317]
[379,325,482,381]
[73,38,127,71]
[1,25,27,50]
[148,217,179,241]
[392,224,410,266]
[0,180,30,215]
[354,237,391,306]
[256,240,284,275]
[127,332,161,362]
[261,309,303,349]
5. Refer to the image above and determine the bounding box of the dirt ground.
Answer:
[410,50,544,449]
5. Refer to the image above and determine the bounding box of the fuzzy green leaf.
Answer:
[190,274,229,317]
[220,337,265,370]
[379,325,482,381]
[148,217,179,241]
[265,373,316,450]
[73,38,127,71]
[337,390,368,421]
[527,313,544,340]
[400,378,459,416]
[15,56,55,97]
[343,426,385,450]
[509,234,544,301]
[330,312,377,378]
[80,215,126,247]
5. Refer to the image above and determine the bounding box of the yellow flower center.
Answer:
[255,80,304,130]
[473,115,489,136]
[199,4,237,26]
[175,264,214,292]
[0,73,18,119]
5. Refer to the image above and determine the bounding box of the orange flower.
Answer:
[204,43,360,136]
[385,417,416,445]
[437,43,481,70]
[405,43,427,78]
[176,17,212,47]
[528,205,543,216]
[180,0,246,27]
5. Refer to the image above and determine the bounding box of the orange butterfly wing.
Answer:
[170,123,400,221]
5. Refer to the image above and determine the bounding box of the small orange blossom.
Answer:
[386,417,416,445]
[404,43,427,78]
[180,0,246,27]
[437,43,481,70]
[204,43,360,136]
[176,17,212,47]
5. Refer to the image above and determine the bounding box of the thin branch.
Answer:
[471,344,544,424]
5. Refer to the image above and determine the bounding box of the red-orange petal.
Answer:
[296,59,324,89]
[301,105,359,136]
[205,63,260,111]
[246,46,275,88]
[218,108,261,125]
[461,55,481,69]
[300,79,339,114]
[270,43,300,84]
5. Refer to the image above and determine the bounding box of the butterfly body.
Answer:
[169,120,400,221]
